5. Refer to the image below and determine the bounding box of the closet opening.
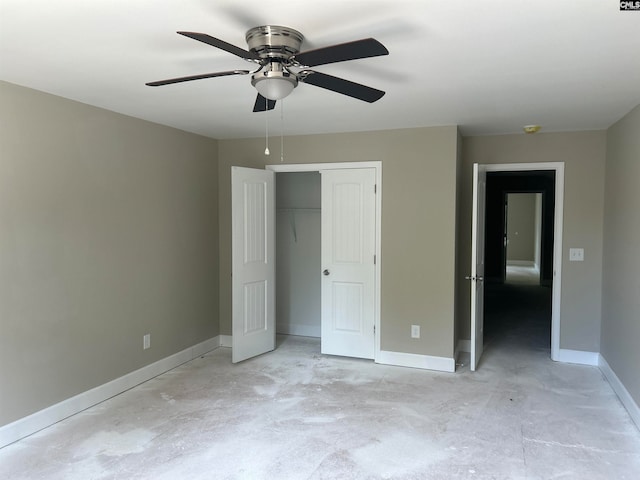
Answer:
[275,172,322,340]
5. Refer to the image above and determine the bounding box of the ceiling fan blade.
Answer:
[299,70,385,103]
[253,94,276,112]
[292,38,388,67]
[146,70,250,87]
[177,31,259,61]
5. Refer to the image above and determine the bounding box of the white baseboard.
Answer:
[0,336,222,449]
[507,260,536,267]
[376,350,455,373]
[219,334,232,348]
[276,324,321,338]
[599,355,640,431]
[555,348,599,366]
[191,337,221,357]
[454,343,598,367]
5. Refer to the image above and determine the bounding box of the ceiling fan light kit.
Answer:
[251,62,298,100]
[146,24,389,110]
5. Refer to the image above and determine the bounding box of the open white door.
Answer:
[321,168,376,359]
[470,163,487,371]
[231,167,275,363]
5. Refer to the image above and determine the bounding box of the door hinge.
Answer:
[374,184,377,194]
[374,254,376,265]
[374,325,376,334]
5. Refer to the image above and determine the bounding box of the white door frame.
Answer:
[478,162,564,361]
[267,161,382,360]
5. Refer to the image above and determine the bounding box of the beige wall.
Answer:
[458,131,606,352]
[219,126,459,358]
[453,130,464,353]
[0,82,220,426]
[507,193,537,262]
[601,105,640,406]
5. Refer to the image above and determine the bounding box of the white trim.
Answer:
[599,355,640,430]
[0,336,222,448]
[276,324,321,338]
[555,348,599,366]
[266,161,382,363]
[483,162,564,173]
[267,161,381,173]
[551,164,564,361]
[219,334,232,348]
[480,162,564,363]
[506,260,536,267]
[376,350,455,373]
[191,337,221,358]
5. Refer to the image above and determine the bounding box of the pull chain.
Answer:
[280,100,284,162]
[264,96,270,156]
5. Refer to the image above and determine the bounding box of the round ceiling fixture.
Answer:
[523,125,542,134]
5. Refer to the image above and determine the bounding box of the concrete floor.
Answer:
[2,286,639,479]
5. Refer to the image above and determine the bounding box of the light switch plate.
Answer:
[569,248,584,262]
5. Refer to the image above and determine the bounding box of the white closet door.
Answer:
[321,168,376,359]
[231,167,275,363]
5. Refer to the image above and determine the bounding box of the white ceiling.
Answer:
[1,0,639,139]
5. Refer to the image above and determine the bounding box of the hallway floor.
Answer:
[484,280,552,356]
[1,305,639,478]
[505,264,541,285]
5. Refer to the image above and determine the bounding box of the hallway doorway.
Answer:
[469,162,564,369]
[484,171,554,356]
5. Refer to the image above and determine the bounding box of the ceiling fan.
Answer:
[146,25,389,112]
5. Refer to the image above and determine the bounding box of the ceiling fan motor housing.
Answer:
[245,26,304,60]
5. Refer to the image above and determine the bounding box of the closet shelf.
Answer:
[276,208,320,213]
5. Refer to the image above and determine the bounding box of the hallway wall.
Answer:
[507,193,538,263]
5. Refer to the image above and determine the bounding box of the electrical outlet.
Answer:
[143,334,151,350]
[411,325,420,339]
[569,248,584,262]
